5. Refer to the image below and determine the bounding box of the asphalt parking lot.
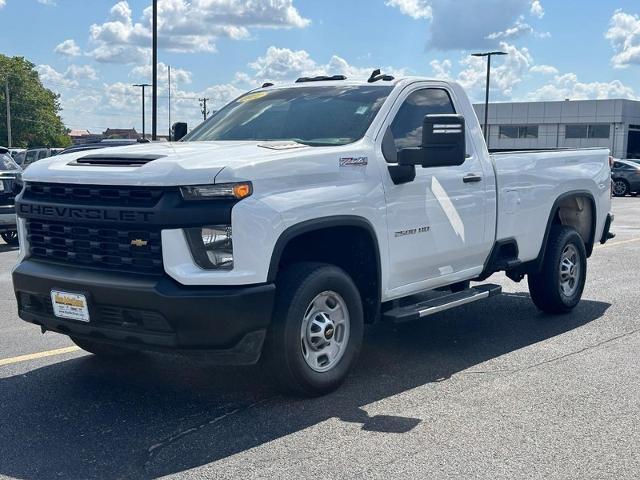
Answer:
[0,197,639,479]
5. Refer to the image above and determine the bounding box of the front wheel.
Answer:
[264,262,364,397]
[528,226,587,314]
[1,231,19,246]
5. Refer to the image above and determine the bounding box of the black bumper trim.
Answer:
[13,260,276,364]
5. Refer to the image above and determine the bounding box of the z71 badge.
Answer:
[339,157,368,167]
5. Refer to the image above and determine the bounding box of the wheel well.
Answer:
[275,225,381,323]
[550,193,596,257]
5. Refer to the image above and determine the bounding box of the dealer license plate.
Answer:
[50,290,90,322]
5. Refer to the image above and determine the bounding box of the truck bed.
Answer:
[491,148,612,262]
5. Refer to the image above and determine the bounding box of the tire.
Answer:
[264,262,364,397]
[71,337,141,358]
[528,226,587,314]
[1,231,19,246]
[612,179,629,197]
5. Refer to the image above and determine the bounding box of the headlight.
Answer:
[185,225,234,270]
[180,182,252,201]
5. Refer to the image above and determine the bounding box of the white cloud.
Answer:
[0,0,6,7]
[38,0,57,5]
[87,0,310,63]
[385,0,432,20]
[529,64,558,75]
[487,16,534,40]
[54,39,82,57]
[37,64,98,88]
[249,46,316,80]
[526,73,637,101]
[130,62,193,85]
[67,65,98,81]
[430,41,636,102]
[455,43,533,99]
[429,59,453,80]
[249,46,406,84]
[530,0,544,18]
[605,10,640,69]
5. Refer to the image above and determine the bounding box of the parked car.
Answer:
[0,147,22,245]
[21,148,60,169]
[622,158,640,167]
[611,160,640,196]
[13,76,613,396]
[12,150,27,165]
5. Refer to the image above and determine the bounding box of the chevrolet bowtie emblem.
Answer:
[130,239,148,247]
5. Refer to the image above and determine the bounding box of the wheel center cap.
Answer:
[324,325,335,340]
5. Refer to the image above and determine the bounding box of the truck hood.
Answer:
[21,141,326,187]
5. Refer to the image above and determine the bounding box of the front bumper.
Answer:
[13,260,276,365]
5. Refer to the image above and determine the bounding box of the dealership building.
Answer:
[473,99,640,159]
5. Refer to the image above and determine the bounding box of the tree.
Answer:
[0,55,71,148]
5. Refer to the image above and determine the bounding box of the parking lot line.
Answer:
[0,346,81,367]
[597,237,640,249]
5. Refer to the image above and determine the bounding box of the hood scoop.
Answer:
[70,153,166,167]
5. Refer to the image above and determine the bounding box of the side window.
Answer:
[390,88,456,152]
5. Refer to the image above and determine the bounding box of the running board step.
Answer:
[383,284,502,324]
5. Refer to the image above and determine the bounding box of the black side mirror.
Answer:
[382,127,416,185]
[172,122,188,141]
[398,114,466,168]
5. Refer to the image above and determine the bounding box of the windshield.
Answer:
[184,85,393,146]
[0,153,20,171]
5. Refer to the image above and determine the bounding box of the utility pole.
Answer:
[471,51,508,145]
[199,97,210,121]
[152,0,158,141]
[4,77,11,148]
[168,65,172,141]
[133,83,151,139]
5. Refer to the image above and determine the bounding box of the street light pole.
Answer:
[133,83,151,139]
[152,0,158,141]
[168,65,172,141]
[471,51,508,144]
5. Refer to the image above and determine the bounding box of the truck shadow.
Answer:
[0,293,610,479]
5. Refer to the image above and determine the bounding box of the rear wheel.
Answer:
[528,226,587,314]
[264,262,364,397]
[612,179,629,197]
[71,337,141,358]
[1,231,19,246]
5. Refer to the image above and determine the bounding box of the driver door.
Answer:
[381,85,489,296]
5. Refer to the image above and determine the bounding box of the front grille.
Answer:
[26,219,163,274]
[23,182,165,207]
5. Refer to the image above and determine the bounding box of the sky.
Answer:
[1,0,640,135]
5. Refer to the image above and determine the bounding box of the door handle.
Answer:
[463,174,483,184]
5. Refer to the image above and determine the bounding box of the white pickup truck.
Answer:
[12,74,614,396]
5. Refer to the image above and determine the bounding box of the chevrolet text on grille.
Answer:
[18,204,154,222]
